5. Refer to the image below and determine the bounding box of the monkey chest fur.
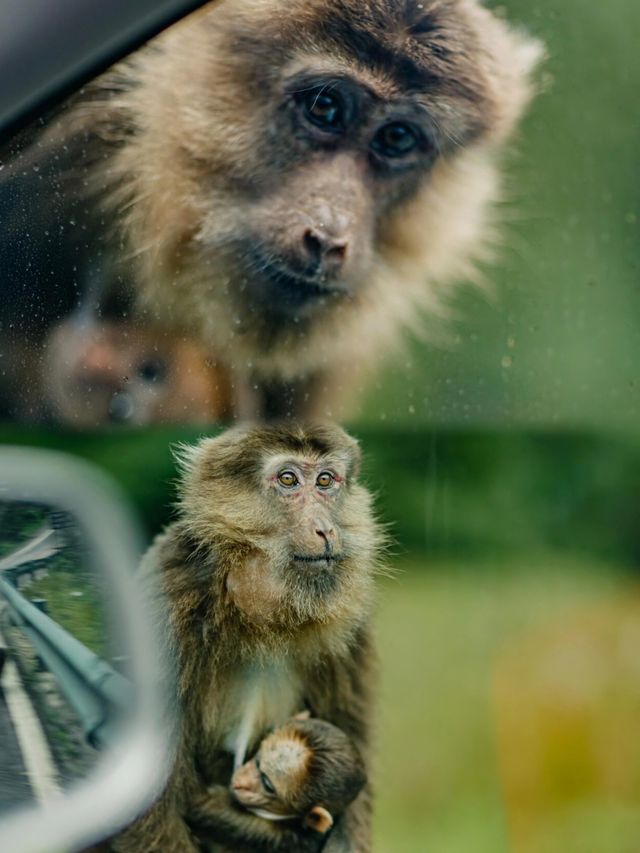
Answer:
[204,660,303,774]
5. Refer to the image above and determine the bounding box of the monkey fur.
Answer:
[18,0,543,421]
[189,714,367,852]
[107,423,384,852]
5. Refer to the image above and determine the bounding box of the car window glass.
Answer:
[0,1,638,849]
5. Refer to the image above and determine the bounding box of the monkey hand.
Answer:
[188,784,235,827]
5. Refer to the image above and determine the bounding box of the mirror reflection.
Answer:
[0,500,128,813]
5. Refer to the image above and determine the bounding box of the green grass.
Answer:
[374,558,640,852]
[21,569,107,657]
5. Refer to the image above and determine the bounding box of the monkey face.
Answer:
[229,717,364,831]
[178,424,382,625]
[191,2,494,322]
[231,732,310,816]
[261,453,348,566]
[125,0,539,370]
[43,318,229,427]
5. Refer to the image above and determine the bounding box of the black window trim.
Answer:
[0,0,209,145]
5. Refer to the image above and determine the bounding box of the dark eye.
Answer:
[371,122,419,158]
[302,89,344,131]
[260,771,276,795]
[278,470,299,488]
[137,357,168,383]
[316,471,334,489]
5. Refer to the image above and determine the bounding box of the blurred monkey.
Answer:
[0,311,230,427]
[44,314,231,427]
[13,0,543,420]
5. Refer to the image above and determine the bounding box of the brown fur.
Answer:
[47,0,542,419]
[107,424,383,852]
[189,716,367,853]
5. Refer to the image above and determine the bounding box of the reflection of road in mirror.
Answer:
[0,501,127,814]
[0,624,59,812]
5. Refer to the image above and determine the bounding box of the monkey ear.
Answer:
[293,709,311,721]
[304,806,333,834]
[346,436,362,480]
[171,440,202,478]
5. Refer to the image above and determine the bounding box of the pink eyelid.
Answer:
[318,470,342,485]
[267,469,343,485]
[270,471,302,485]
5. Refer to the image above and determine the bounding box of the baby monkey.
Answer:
[189,713,366,852]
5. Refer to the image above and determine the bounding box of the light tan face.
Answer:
[222,450,354,621]
[262,451,351,566]
[173,0,509,327]
[231,730,311,815]
[184,426,376,627]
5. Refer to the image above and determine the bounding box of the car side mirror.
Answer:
[0,446,173,853]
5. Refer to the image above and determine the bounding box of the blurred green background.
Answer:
[364,0,640,432]
[1,0,640,851]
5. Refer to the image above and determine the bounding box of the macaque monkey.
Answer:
[0,312,230,426]
[189,713,367,852]
[17,0,542,420]
[43,314,231,427]
[108,423,383,852]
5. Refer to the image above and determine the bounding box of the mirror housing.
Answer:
[0,446,173,853]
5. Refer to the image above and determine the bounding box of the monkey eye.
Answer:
[371,122,420,158]
[301,89,344,132]
[316,471,335,489]
[137,357,168,383]
[260,771,276,795]
[277,470,299,488]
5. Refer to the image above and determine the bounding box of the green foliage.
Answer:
[0,501,47,557]
[363,0,640,431]
[21,567,106,657]
[356,427,640,565]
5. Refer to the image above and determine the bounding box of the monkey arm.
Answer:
[110,806,199,853]
[305,626,377,853]
[322,787,371,853]
[188,786,323,853]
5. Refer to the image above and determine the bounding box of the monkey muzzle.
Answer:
[293,548,343,569]
[290,513,343,567]
[247,247,350,314]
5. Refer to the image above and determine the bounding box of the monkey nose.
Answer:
[315,523,336,551]
[303,228,348,272]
